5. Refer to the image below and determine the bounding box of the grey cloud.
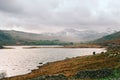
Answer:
[0,0,120,33]
[0,0,21,13]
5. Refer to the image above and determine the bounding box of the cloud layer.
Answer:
[0,0,120,33]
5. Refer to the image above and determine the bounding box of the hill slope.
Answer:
[0,30,72,45]
[94,31,120,45]
[0,30,15,45]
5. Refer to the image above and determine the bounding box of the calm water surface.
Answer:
[0,46,106,77]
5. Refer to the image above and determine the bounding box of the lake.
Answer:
[0,46,106,77]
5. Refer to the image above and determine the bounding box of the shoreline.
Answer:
[4,55,87,79]
[3,53,120,80]
[23,47,103,49]
[0,44,103,49]
[23,44,103,49]
[0,47,14,49]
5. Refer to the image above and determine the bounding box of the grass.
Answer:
[2,53,120,80]
[96,69,120,80]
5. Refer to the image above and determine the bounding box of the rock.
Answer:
[39,62,43,64]
[29,74,68,80]
[0,72,6,79]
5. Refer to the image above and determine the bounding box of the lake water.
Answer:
[0,46,106,77]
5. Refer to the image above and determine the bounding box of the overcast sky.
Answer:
[0,0,120,33]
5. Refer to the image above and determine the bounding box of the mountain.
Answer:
[0,30,15,45]
[3,30,46,41]
[3,30,76,42]
[41,29,108,42]
[2,29,108,43]
[0,29,110,45]
[93,31,120,45]
[0,30,70,45]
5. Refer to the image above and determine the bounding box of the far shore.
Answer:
[23,44,103,49]
[0,47,14,49]
[0,44,104,49]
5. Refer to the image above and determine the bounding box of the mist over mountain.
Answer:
[2,29,109,43]
[41,29,109,42]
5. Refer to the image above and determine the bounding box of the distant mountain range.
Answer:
[0,29,119,46]
[2,29,109,43]
[41,29,107,42]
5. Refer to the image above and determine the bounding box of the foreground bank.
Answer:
[2,51,120,80]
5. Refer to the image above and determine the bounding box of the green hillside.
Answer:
[93,31,120,45]
[3,30,42,41]
[0,30,15,45]
[0,30,71,45]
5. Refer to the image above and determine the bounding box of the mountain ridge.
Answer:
[0,29,110,45]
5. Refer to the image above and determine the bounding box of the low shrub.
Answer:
[74,69,113,79]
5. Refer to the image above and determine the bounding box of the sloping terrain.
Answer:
[0,30,15,45]
[0,30,72,45]
[93,31,120,45]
